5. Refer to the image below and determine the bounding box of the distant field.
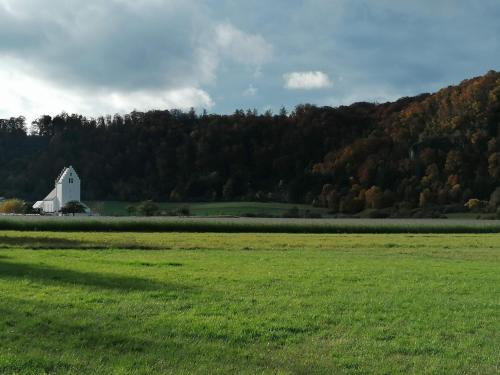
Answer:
[0,231,499,374]
[2,215,500,233]
[85,201,330,217]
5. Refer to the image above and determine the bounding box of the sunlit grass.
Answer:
[0,231,499,374]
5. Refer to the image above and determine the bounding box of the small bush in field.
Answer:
[0,199,27,214]
[176,206,190,216]
[61,201,87,216]
[465,198,488,213]
[137,200,160,216]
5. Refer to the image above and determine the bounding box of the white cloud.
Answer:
[283,71,333,90]
[242,84,258,96]
[214,22,273,66]
[0,58,213,124]
[106,88,214,113]
[195,22,273,87]
[0,1,277,120]
[0,0,17,15]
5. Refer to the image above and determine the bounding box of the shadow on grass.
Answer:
[0,299,158,374]
[0,295,323,375]
[0,296,257,374]
[0,236,162,250]
[0,260,186,291]
[0,304,155,352]
[0,236,86,249]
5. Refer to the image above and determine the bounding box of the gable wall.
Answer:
[57,167,81,208]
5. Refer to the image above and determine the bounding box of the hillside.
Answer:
[2,70,500,216]
[315,71,500,214]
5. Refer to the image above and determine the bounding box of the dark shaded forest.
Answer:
[2,71,500,215]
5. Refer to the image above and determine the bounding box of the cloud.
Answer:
[106,88,214,113]
[195,22,273,87]
[0,0,273,121]
[214,22,273,66]
[242,84,258,97]
[2,0,500,119]
[0,0,215,89]
[283,71,333,90]
[0,58,213,123]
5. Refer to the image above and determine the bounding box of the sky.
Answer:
[1,0,500,124]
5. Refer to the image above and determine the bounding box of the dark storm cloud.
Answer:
[1,0,500,119]
[0,0,213,90]
[243,0,500,110]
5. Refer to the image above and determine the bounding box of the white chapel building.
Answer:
[33,166,89,214]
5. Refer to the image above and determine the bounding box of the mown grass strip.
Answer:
[1,217,500,233]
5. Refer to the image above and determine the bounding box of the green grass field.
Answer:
[0,231,499,374]
[85,201,330,217]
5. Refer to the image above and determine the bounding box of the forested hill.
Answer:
[2,70,500,213]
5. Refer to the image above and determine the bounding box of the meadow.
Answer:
[0,231,499,374]
[85,201,330,217]
[3,216,500,233]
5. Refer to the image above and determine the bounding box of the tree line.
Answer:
[2,70,500,215]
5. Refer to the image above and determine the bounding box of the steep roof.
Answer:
[55,166,79,184]
[55,167,68,184]
[43,188,57,201]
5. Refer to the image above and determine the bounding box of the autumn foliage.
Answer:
[0,199,27,214]
[2,71,500,215]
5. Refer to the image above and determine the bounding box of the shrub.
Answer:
[23,202,40,215]
[465,199,488,213]
[176,206,191,216]
[339,196,364,214]
[137,200,160,216]
[61,201,87,216]
[0,199,27,214]
[365,186,383,209]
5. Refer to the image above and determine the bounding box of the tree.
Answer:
[2,70,500,213]
[419,188,434,208]
[488,153,500,178]
[137,200,160,216]
[61,201,87,216]
[445,150,463,174]
[339,194,364,214]
[489,187,500,208]
[222,178,234,200]
[364,186,383,209]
